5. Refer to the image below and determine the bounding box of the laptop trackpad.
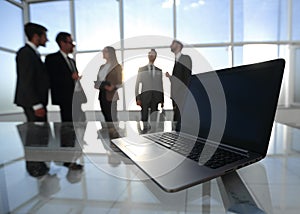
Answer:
[125,144,166,158]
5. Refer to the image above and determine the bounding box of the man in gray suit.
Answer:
[135,49,164,124]
[14,22,50,122]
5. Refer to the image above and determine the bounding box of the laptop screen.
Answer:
[180,59,285,155]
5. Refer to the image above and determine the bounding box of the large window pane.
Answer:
[233,46,243,67]
[30,1,71,54]
[233,44,279,65]
[177,0,230,44]
[75,0,120,51]
[195,47,229,71]
[0,1,23,51]
[123,0,173,48]
[0,51,20,113]
[234,0,287,42]
[292,0,300,40]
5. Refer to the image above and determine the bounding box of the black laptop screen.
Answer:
[180,59,285,155]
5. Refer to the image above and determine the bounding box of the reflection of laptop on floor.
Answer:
[112,59,285,192]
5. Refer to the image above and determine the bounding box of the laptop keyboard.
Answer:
[144,132,247,169]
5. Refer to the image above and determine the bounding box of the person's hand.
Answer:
[104,84,114,91]
[136,100,142,106]
[72,72,81,80]
[34,108,46,117]
[166,72,171,78]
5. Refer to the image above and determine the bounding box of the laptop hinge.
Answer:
[180,132,249,156]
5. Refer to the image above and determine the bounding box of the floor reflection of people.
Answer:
[17,122,85,198]
[54,122,84,173]
[17,122,60,198]
[97,122,125,166]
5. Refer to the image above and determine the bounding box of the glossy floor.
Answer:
[0,121,300,214]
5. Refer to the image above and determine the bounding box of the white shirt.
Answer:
[94,63,111,89]
[98,63,111,81]
[26,41,39,55]
[175,52,182,62]
[60,50,69,61]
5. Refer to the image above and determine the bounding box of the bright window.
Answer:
[234,0,287,42]
[0,1,23,51]
[30,1,71,54]
[177,0,230,44]
[75,0,120,51]
[123,0,173,47]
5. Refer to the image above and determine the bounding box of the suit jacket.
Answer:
[170,54,192,102]
[135,65,164,105]
[45,51,76,106]
[14,44,49,108]
[97,64,122,102]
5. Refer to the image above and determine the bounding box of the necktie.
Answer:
[67,57,76,72]
[150,65,154,78]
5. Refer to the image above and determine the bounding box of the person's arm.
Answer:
[114,64,123,89]
[104,64,123,91]
[18,49,45,116]
[160,69,164,106]
[135,68,143,106]
[180,55,192,86]
[70,59,81,80]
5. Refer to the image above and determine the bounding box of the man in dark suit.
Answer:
[166,40,192,124]
[135,49,164,124]
[14,22,50,122]
[45,32,85,122]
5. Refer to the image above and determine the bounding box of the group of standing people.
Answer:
[14,22,192,128]
[13,22,117,123]
[14,22,86,123]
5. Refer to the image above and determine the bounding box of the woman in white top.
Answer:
[94,46,122,122]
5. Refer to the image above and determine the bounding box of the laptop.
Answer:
[111,58,285,192]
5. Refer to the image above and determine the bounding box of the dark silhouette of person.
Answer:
[14,22,50,122]
[135,49,164,127]
[166,40,192,125]
[45,32,86,122]
[16,122,59,198]
[97,124,124,167]
[17,122,85,194]
[94,46,122,123]
[58,123,84,171]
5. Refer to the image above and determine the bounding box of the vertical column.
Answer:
[119,0,126,111]
[229,0,234,67]
[173,0,177,39]
[70,0,76,60]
